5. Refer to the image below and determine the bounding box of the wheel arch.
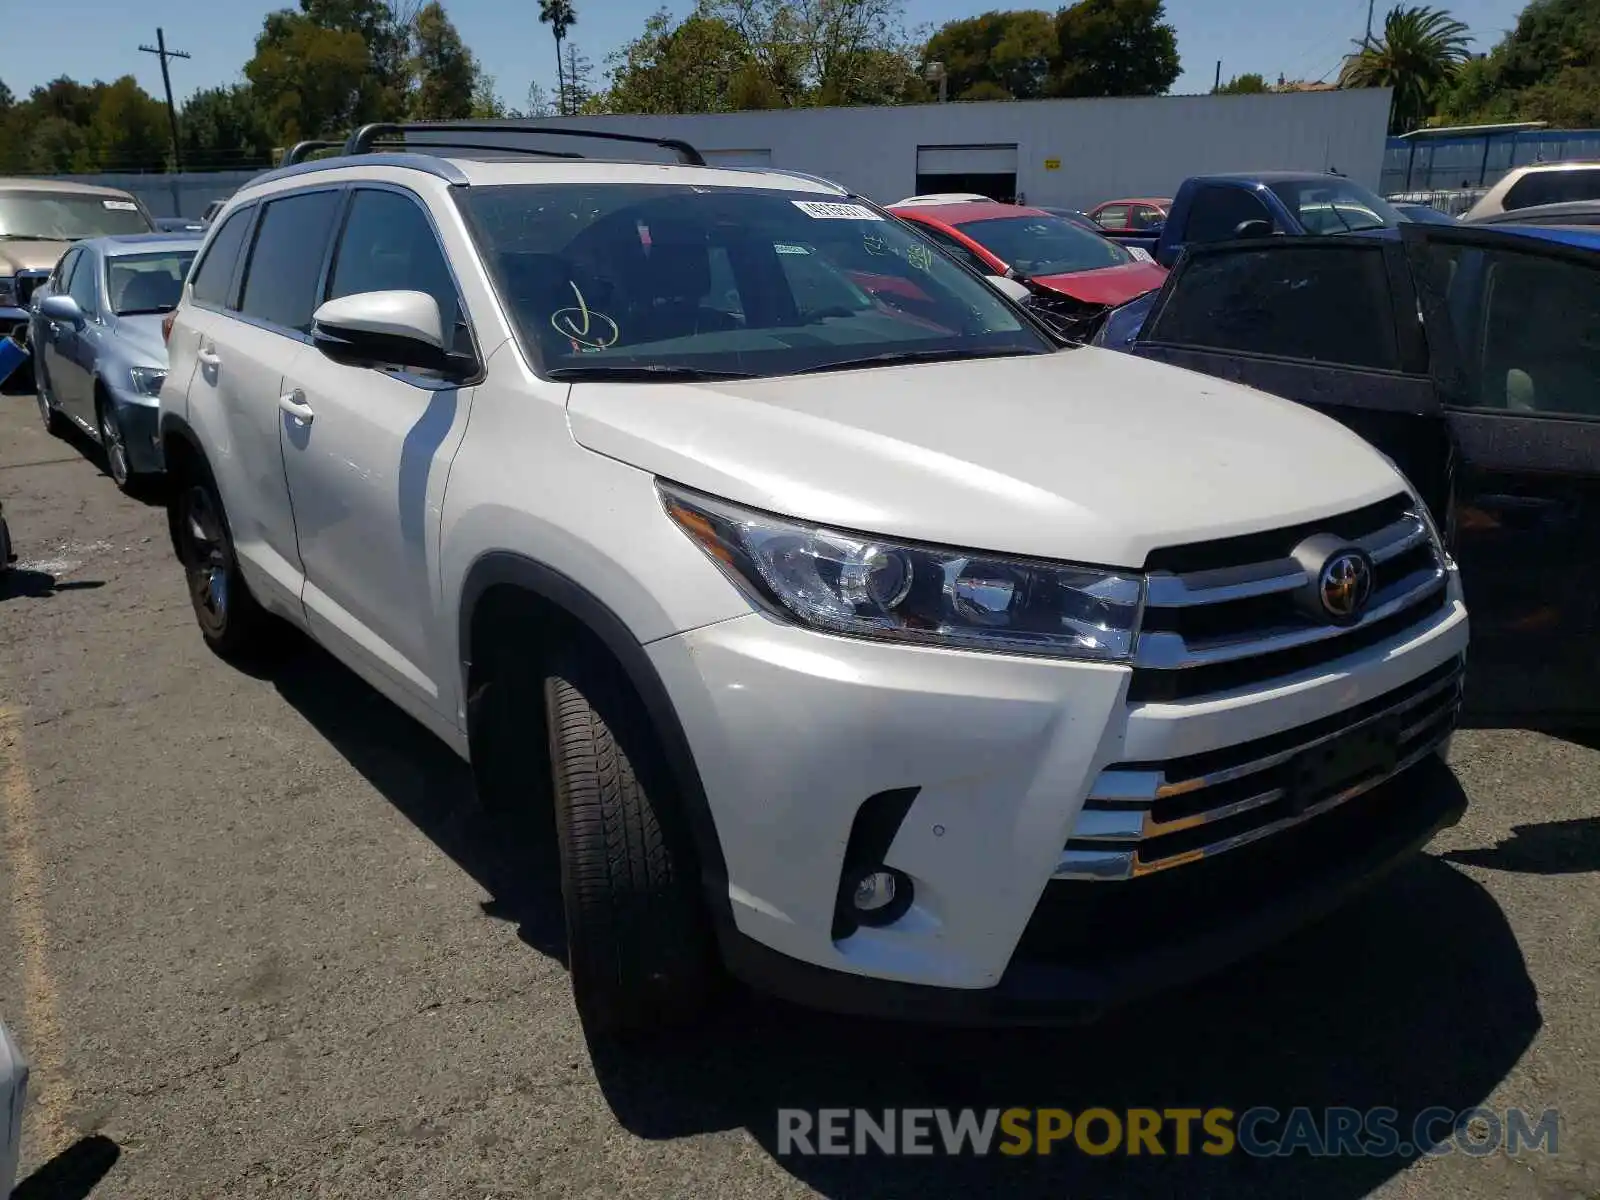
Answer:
[458,551,734,929]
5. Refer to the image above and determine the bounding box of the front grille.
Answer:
[1056,656,1462,882]
[1130,493,1451,702]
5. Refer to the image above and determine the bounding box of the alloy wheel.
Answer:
[181,485,229,628]
[101,407,129,487]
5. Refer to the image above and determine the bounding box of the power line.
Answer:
[138,28,192,171]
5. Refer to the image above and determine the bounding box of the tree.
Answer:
[0,79,13,112]
[703,0,918,106]
[302,0,417,115]
[246,10,372,142]
[923,10,1056,101]
[560,43,597,115]
[525,81,557,117]
[604,8,758,113]
[1215,72,1268,94]
[411,1,479,119]
[181,85,277,170]
[1339,5,1472,134]
[540,0,579,114]
[1437,0,1600,127]
[1051,0,1181,97]
[88,76,172,171]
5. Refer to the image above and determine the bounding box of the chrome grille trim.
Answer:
[1056,660,1463,882]
[1133,501,1447,695]
[1134,565,1446,670]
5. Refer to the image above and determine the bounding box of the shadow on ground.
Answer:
[0,570,105,601]
[265,635,1540,1200]
[13,1135,120,1200]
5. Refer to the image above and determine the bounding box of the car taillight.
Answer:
[162,311,176,344]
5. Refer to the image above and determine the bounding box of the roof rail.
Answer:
[281,140,342,167]
[359,137,583,161]
[343,122,706,166]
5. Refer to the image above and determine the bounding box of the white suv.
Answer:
[159,123,1469,1037]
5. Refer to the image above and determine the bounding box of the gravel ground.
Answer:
[0,388,1595,1199]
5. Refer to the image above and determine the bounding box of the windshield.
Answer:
[0,192,153,241]
[459,184,1051,379]
[108,250,196,315]
[1267,179,1402,235]
[953,214,1132,277]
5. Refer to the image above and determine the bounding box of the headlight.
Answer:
[128,366,167,397]
[661,483,1143,661]
[0,277,16,307]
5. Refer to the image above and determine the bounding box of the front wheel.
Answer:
[35,358,66,436]
[173,471,273,660]
[544,656,719,1039]
[97,398,134,492]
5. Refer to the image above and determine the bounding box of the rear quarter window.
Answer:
[1503,168,1600,211]
[190,207,253,308]
[1148,244,1401,371]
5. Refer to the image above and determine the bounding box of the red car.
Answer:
[889,201,1168,308]
[1089,197,1172,233]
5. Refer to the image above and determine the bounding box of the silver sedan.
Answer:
[30,233,200,492]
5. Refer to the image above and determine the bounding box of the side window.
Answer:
[918,225,991,275]
[239,190,342,333]
[52,248,78,289]
[191,207,253,309]
[775,244,871,316]
[1185,186,1275,243]
[1095,204,1130,231]
[326,188,463,340]
[1132,205,1164,230]
[1427,243,1600,418]
[1147,245,1401,371]
[1502,168,1600,212]
[68,249,99,317]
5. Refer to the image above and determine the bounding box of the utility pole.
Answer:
[1365,0,1377,46]
[1214,60,1222,92]
[139,28,191,172]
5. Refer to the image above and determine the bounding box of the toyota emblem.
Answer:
[1319,551,1375,621]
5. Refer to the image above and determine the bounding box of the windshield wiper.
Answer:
[0,233,71,242]
[546,364,758,382]
[794,347,1043,375]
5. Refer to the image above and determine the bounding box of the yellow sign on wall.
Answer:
[1044,158,1061,170]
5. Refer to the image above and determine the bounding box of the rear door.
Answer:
[1403,223,1600,722]
[1126,238,1452,525]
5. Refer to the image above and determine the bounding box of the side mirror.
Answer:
[1233,219,1274,239]
[311,290,471,379]
[38,295,83,326]
[986,275,1033,304]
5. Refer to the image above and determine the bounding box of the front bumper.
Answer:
[648,580,1469,1009]
[108,393,165,474]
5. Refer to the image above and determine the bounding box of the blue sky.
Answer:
[2,0,1529,114]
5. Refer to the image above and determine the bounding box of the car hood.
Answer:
[108,313,170,365]
[566,349,1409,567]
[1031,261,1170,307]
[0,240,72,275]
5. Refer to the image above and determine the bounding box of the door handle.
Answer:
[278,389,315,425]
[197,346,221,368]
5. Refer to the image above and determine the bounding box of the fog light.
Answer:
[853,870,898,912]
[844,866,913,928]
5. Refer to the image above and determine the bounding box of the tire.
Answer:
[544,655,718,1038]
[97,395,135,493]
[34,357,66,437]
[171,464,274,661]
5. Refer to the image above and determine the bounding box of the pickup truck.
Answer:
[1098,221,1600,726]
[1105,172,1408,267]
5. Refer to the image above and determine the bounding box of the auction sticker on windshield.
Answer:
[103,200,139,211]
[793,201,882,221]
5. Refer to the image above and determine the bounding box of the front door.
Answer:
[278,186,479,729]
[1404,224,1600,723]
[1126,237,1451,525]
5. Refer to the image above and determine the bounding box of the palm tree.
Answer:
[1339,5,1472,134]
[539,0,578,115]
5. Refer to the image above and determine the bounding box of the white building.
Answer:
[493,89,1393,211]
